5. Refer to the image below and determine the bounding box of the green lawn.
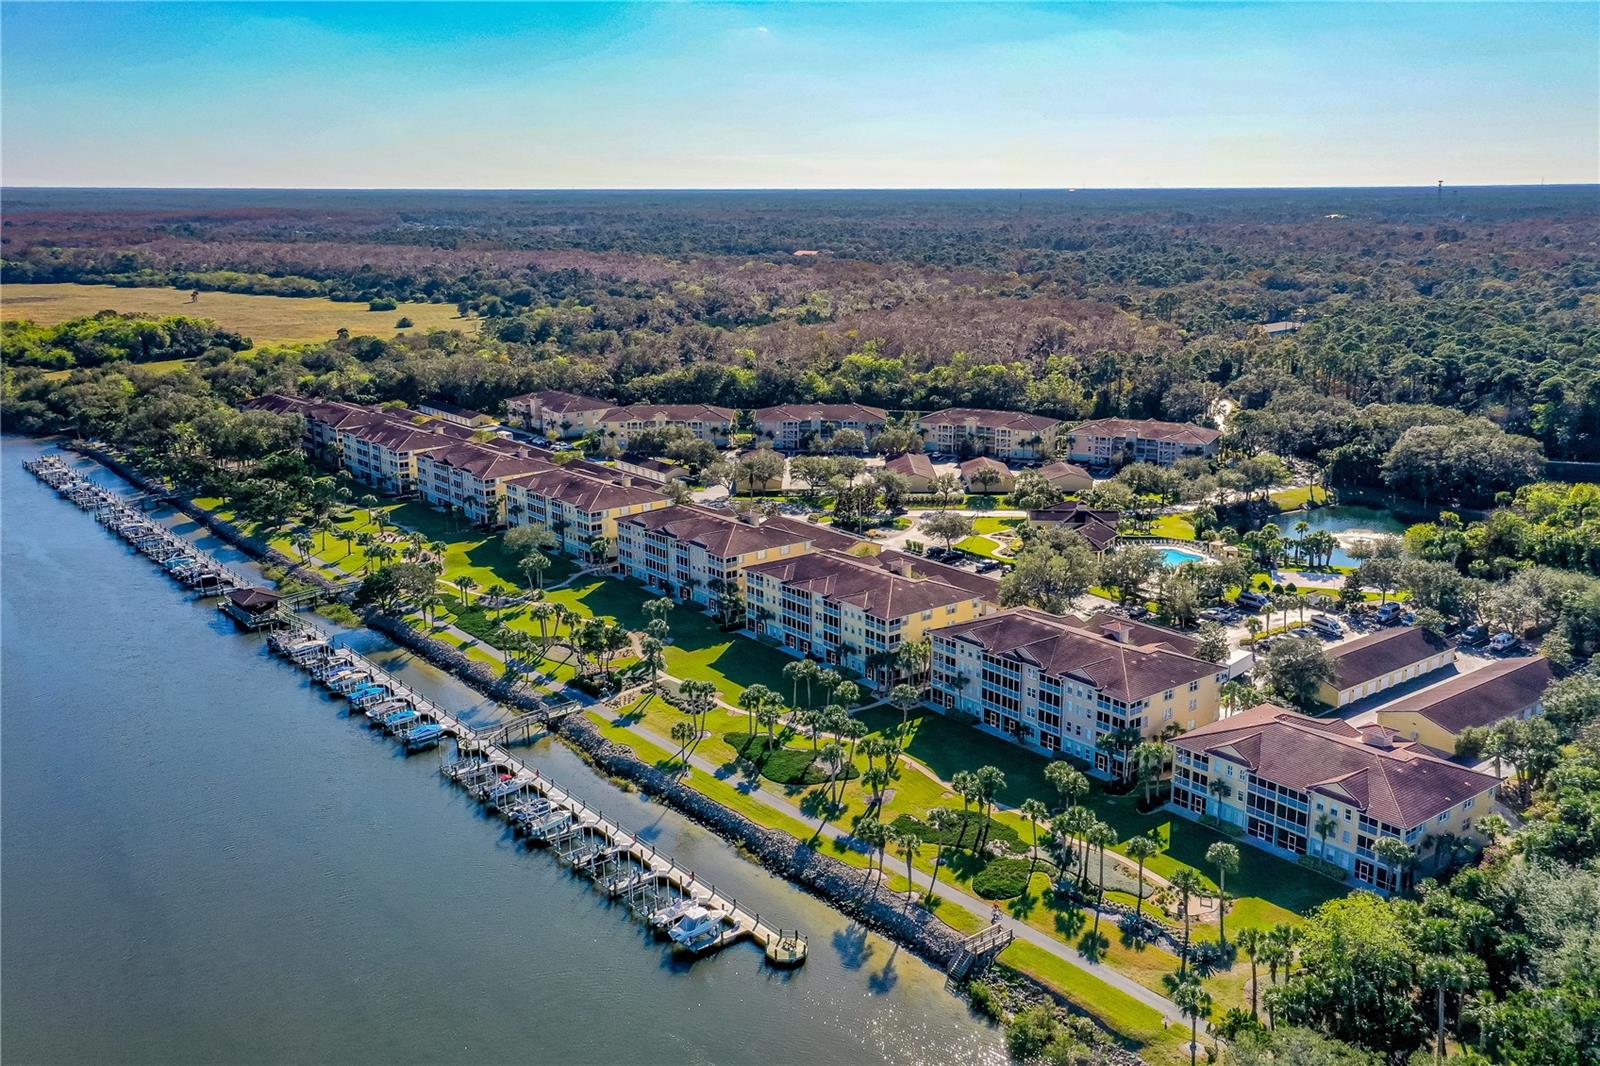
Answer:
[955,534,1007,560]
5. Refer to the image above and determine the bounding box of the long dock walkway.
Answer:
[25,450,808,969]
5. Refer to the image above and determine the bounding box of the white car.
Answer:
[1488,632,1520,652]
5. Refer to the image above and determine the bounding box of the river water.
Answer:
[0,437,1002,1065]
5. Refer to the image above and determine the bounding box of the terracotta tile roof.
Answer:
[934,607,1217,703]
[1026,501,1122,551]
[1174,703,1499,828]
[1328,627,1453,690]
[423,443,548,481]
[1039,461,1092,483]
[506,466,669,513]
[1070,612,1202,658]
[599,403,737,425]
[244,393,312,416]
[754,403,889,424]
[345,417,458,454]
[919,407,1061,433]
[619,505,859,558]
[1070,418,1221,447]
[746,549,997,621]
[883,452,937,480]
[509,389,613,413]
[960,456,1011,477]
[1377,656,1554,735]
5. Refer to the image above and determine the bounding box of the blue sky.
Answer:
[2,2,1595,188]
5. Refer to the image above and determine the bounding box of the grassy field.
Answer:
[2,282,473,347]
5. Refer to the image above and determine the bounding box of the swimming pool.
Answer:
[1159,547,1208,567]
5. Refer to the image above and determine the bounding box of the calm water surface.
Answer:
[1264,504,1408,567]
[1,437,1002,1066]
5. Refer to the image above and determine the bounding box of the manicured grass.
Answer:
[1146,514,1197,540]
[2,282,471,347]
[725,733,857,786]
[1268,485,1324,511]
[970,516,1023,535]
[995,940,1168,1046]
[955,534,1007,560]
[891,809,1024,852]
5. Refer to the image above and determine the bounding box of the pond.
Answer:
[1264,505,1409,568]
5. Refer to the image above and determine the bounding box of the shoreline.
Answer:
[60,443,976,972]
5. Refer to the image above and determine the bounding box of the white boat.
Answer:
[649,896,701,929]
[668,906,726,947]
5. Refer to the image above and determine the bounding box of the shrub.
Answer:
[892,810,1024,853]
[967,979,1005,1021]
[971,857,1033,900]
[368,298,398,312]
[724,733,857,786]
[1297,854,1348,880]
[395,316,414,328]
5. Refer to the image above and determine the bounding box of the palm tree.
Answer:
[1019,798,1048,873]
[670,719,697,764]
[678,679,718,744]
[1207,777,1233,815]
[1088,820,1118,938]
[1206,842,1240,947]
[973,765,1006,847]
[1421,955,1473,1062]
[891,828,922,907]
[1313,811,1337,860]
[855,817,889,889]
[1372,835,1415,894]
[455,574,478,609]
[640,635,666,690]
[895,638,932,690]
[1124,835,1160,920]
[889,683,921,729]
[1134,741,1170,805]
[1265,922,1302,987]
[360,494,380,527]
[1235,927,1266,1018]
[1164,973,1213,1066]
[738,683,775,740]
[1170,868,1204,973]
[1061,805,1096,885]
[782,659,811,709]
[1045,760,1089,812]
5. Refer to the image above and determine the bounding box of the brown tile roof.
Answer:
[1377,656,1554,735]
[302,399,385,431]
[419,400,486,420]
[934,607,1217,703]
[1039,461,1092,483]
[883,452,937,480]
[345,417,458,454]
[960,456,1011,477]
[510,389,613,413]
[619,505,859,558]
[506,466,669,513]
[1328,627,1453,690]
[1070,418,1221,447]
[227,586,281,611]
[754,403,889,424]
[919,407,1061,433]
[423,443,548,481]
[1070,612,1202,658]
[746,549,997,620]
[1174,703,1499,828]
[244,393,311,416]
[1026,501,1122,551]
[600,403,737,425]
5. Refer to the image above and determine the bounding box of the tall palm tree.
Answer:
[1045,761,1089,812]
[1019,799,1048,874]
[1206,842,1240,947]
[1313,812,1337,860]
[1163,973,1213,1066]
[1169,868,1204,974]
[738,683,775,740]
[1235,927,1266,1018]
[891,828,922,906]
[455,574,478,609]
[1124,835,1160,920]
[1088,820,1118,938]
[1061,805,1096,885]
[1134,741,1170,805]
[973,765,1006,848]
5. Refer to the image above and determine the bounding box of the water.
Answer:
[1158,547,1207,567]
[1263,504,1408,568]
[1,437,1002,1066]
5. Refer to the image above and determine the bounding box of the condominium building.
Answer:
[1170,703,1499,892]
[504,390,613,438]
[918,408,1062,461]
[1318,627,1455,709]
[1038,461,1094,493]
[929,608,1224,775]
[1065,418,1221,467]
[745,550,999,688]
[415,443,549,527]
[616,505,861,611]
[504,467,671,561]
[959,456,1014,493]
[595,404,737,448]
[881,451,938,492]
[418,401,496,428]
[752,403,889,451]
[338,419,457,495]
[1376,656,1554,752]
[246,395,379,465]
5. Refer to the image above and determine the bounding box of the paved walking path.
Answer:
[606,706,1185,1025]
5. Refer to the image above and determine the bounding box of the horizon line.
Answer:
[7,183,1598,194]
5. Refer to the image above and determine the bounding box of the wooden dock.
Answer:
[24,448,809,969]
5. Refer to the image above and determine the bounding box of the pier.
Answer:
[24,450,808,969]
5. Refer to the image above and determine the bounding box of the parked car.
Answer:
[1459,623,1488,646]
[1489,632,1520,652]
[1128,605,1150,620]
[1375,602,1403,624]
[1237,591,1272,611]
[1291,626,1315,639]
[976,560,1002,574]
